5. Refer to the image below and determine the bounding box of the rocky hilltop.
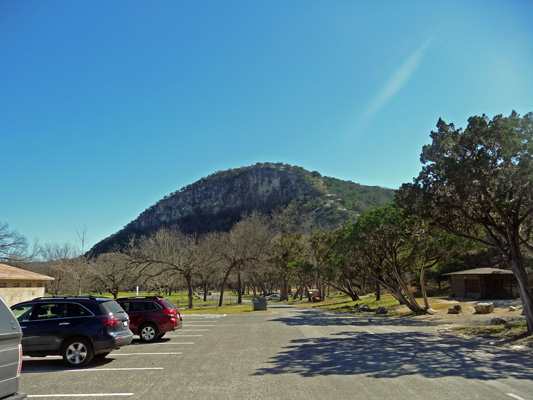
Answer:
[89,163,394,255]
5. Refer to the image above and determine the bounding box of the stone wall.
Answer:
[0,287,45,307]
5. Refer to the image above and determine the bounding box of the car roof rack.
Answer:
[33,296,110,301]
[116,296,163,300]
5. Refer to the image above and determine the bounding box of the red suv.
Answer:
[117,297,182,343]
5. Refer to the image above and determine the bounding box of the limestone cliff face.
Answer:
[89,163,394,255]
[132,164,318,231]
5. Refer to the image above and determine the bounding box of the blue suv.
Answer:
[11,296,133,367]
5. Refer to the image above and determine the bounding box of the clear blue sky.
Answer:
[1,1,532,250]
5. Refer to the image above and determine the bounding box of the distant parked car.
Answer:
[117,296,182,343]
[266,293,281,301]
[10,296,133,368]
[0,297,26,399]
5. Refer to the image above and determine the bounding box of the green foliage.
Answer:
[322,176,394,213]
[398,111,533,332]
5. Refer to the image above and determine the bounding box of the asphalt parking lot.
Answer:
[18,306,533,400]
[20,314,224,399]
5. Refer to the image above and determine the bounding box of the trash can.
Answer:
[252,297,267,311]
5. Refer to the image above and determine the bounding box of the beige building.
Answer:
[0,263,54,306]
[444,267,519,299]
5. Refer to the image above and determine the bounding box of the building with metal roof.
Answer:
[0,263,54,306]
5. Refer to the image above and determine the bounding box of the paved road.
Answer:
[20,304,533,399]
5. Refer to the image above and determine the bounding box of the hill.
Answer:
[89,163,394,255]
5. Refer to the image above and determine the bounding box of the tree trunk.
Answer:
[218,265,234,307]
[186,274,194,309]
[375,281,381,301]
[420,266,430,310]
[237,271,242,304]
[292,285,302,300]
[508,257,533,334]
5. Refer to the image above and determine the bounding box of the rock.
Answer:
[509,306,517,312]
[426,308,435,315]
[358,304,372,312]
[448,304,462,314]
[490,317,507,325]
[474,302,494,314]
[375,306,388,315]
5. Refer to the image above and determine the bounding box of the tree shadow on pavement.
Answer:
[252,330,533,380]
[270,307,443,328]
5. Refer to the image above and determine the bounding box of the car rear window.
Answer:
[163,299,176,309]
[121,301,162,312]
[101,300,126,314]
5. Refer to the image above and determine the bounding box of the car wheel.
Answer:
[62,338,93,367]
[139,323,159,343]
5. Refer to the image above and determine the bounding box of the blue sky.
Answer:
[1,1,532,250]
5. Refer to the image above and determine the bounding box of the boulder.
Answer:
[509,306,517,312]
[426,308,435,315]
[375,306,388,315]
[474,302,494,314]
[358,304,372,312]
[448,304,462,314]
[490,317,507,325]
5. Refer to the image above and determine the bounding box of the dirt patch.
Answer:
[400,298,532,353]
[405,298,525,326]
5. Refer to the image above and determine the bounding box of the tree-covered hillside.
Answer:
[89,163,394,255]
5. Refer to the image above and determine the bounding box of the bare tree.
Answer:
[0,222,29,264]
[195,233,223,301]
[213,213,275,306]
[133,228,207,308]
[38,243,76,295]
[91,252,136,299]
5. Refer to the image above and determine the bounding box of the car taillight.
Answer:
[163,308,176,316]
[17,344,22,377]
[103,316,120,326]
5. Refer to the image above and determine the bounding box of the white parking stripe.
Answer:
[141,342,194,345]
[183,324,216,326]
[365,330,386,339]
[506,394,525,400]
[168,334,203,337]
[28,394,133,398]
[184,314,226,318]
[113,352,182,356]
[64,368,163,372]
[181,329,209,331]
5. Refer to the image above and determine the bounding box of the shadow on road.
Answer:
[257,307,532,380]
[270,306,443,328]
[253,330,532,380]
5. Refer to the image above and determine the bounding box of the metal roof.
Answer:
[443,267,514,276]
[0,263,55,281]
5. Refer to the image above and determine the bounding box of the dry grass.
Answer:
[453,322,533,350]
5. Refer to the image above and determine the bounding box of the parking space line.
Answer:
[506,394,525,400]
[180,329,209,331]
[167,334,203,337]
[184,314,226,318]
[113,352,182,356]
[140,342,194,345]
[365,330,386,339]
[64,367,164,372]
[183,324,216,326]
[28,394,133,398]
